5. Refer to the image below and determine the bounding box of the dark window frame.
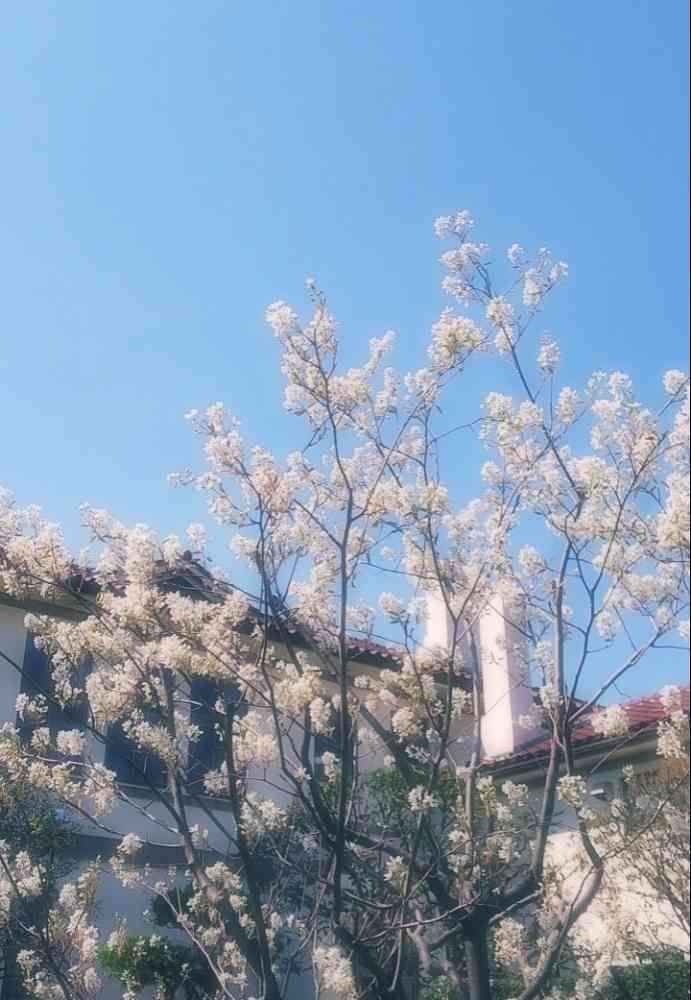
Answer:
[186,678,247,794]
[17,634,87,749]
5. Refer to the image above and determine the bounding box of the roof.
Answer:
[0,554,406,670]
[488,686,690,772]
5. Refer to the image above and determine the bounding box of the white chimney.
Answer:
[423,588,540,758]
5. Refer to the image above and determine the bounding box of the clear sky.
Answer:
[1,2,689,695]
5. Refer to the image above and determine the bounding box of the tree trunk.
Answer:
[464,924,491,1000]
[262,979,283,1000]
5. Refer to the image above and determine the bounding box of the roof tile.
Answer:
[489,686,690,767]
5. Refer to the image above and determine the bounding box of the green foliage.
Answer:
[150,881,197,928]
[420,953,690,1000]
[0,771,78,1000]
[365,765,458,839]
[492,965,528,1000]
[604,953,689,1000]
[420,977,454,1000]
[0,774,77,862]
[100,934,217,999]
[421,967,526,1000]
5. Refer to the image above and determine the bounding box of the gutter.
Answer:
[484,728,659,783]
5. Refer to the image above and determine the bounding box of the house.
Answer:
[486,686,691,964]
[0,572,687,997]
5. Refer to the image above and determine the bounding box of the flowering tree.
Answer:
[0,211,688,1000]
[489,691,690,1000]
[592,691,690,961]
[0,773,98,1000]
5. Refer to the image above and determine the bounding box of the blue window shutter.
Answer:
[314,709,342,768]
[104,718,167,787]
[18,634,80,740]
[188,677,224,789]
[104,719,167,788]
[188,678,247,792]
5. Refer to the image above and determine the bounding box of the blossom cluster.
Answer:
[0,207,687,1000]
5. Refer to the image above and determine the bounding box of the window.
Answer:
[186,678,247,793]
[17,634,86,746]
[105,715,167,788]
[187,677,225,788]
[314,709,343,778]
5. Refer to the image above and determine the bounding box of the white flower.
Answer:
[161,534,184,564]
[313,945,357,999]
[660,684,682,711]
[452,689,472,719]
[523,269,544,307]
[117,833,143,857]
[56,729,86,757]
[558,775,588,809]
[663,370,688,396]
[379,592,406,620]
[502,780,528,807]
[265,301,299,339]
[481,461,503,485]
[15,693,47,721]
[518,545,545,577]
[408,786,439,813]
[186,522,207,550]
[434,211,475,239]
[320,751,340,783]
[486,297,515,329]
[538,337,560,375]
[30,728,51,752]
[391,706,419,739]
[556,386,580,424]
[549,260,569,282]
[309,696,333,735]
[476,776,496,809]
[657,709,689,760]
[15,693,31,720]
[507,243,525,265]
[590,704,629,738]
[189,824,209,848]
[429,309,484,369]
[241,793,287,840]
[595,608,619,641]
[494,917,527,968]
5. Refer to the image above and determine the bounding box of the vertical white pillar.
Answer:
[476,593,539,757]
[423,589,540,758]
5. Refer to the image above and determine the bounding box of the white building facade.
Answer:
[0,589,686,997]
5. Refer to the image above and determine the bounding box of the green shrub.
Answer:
[605,954,689,1000]
[100,934,217,999]
[150,881,197,928]
[0,774,78,999]
[420,977,454,1000]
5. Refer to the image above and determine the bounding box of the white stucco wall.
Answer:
[0,604,26,725]
[523,756,689,961]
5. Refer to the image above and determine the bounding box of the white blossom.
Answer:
[663,369,688,396]
[590,704,629,738]
[408,787,439,813]
[117,833,143,857]
[558,775,588,809]
[313,945,357,999]
[538,337,561,375]
[56,729,86,757]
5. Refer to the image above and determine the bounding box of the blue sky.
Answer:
[1,2,688,695]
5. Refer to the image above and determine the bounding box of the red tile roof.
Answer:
[488,685,690,769]
[0,556,406,669]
